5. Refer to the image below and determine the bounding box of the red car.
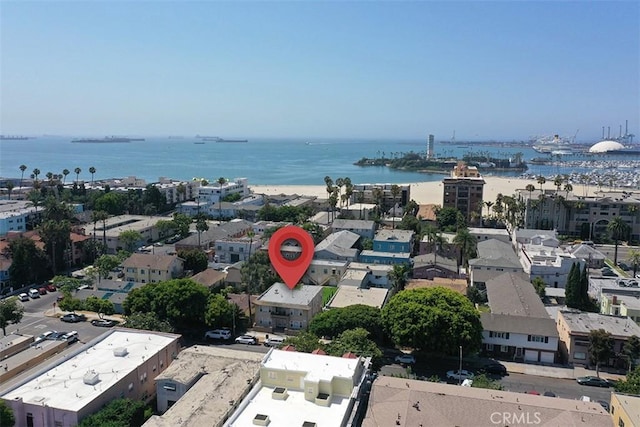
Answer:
[46,283,57,292]
[38,287,48,295]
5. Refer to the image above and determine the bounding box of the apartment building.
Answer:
[121,253,185,283]
[442,162,485,226]
[254,283,324,333]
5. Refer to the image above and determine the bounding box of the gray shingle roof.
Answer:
[486,272,549,318]
[332,219,375,230]
[481,312,558,337]
[469,239,522,269]
[176,219,253,246]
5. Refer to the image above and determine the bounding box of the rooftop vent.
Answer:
[113,347,128,357]
[83,370,100,385]
[272,387,289,401]
[253,414,270,426]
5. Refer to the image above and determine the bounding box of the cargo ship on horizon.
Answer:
[71,136,145,143]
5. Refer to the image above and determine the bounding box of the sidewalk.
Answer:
[501,360,627,381]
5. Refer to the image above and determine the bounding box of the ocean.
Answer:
[0,136,631,185]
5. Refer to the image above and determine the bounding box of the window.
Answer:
[528,335,548,343]
[574,352,587,360]
[486,344,494,351]
[500,345,509,353]
[489,331,510,339]
[268,371,277,379]
[163,383,176,391]
[26,413,34,427]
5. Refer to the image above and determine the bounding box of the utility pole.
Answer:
[458,345,463,385]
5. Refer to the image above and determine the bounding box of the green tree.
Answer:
[381,287,483,355]
[531,277,546,298]
[119,230,143,253]
[94,192,127,215]
[78,398,147,427]
[195,217,209,248]
[453,227,477,269]
[241,251,280,294]
[436,206,460,231]
[143,184,167,214]
[83,296,115,315]
[308,305,383,341]
[326,328,383,363]
[471,373,503,390]
[0,400,15,427]
[622,335,640,373]
[628,249,640,279]
[178,249,208,274]
[89,166,96,186]
[7,237,49,287]
[39,197,73,274]
[123,312,175,333]
[0,297,24,336]
[74,167,81,184]
[588,329,614,377]
[390,184,401,229]
[607,217,630,265]
[389,263,410,293]
[615,366,640,395]
[123,279,209,331]
[283,331,324,353]
[172,213,192,238]
[565,263,581,309]
[19,164,27,191]
[95,254,122,279]
[204,294,238,329]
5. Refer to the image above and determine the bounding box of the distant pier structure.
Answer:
[427,134,435,159]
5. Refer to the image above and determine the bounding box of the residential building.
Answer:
[347,263,393,288]
[518,236,584,288]
[518,189,640,241]
[0,200,34,236]
[67,231,92,267]
[358,250,411,266]
[154,177,200,205]
[88,214,168,254]
[121,253,185,283]
[568,243,607,268]
[174,219,253,252]
[412,253,460,280]
[314,230,360,262]
[253,283,324,333]
[337,269,370,288]
[557,310,640,367]
[468,239,523,288]
[610,392,640,427]
[512,228,558,251]
[145,346,263,426]
[600,292,640,324]
[362,377,611,427]
[349,183,410,208]
[215,236,262,263]
[468,227,511,244]
[415,204,437,223]
[331,219,376,239]
[197,178,249,205]
[225,349,371,427]
[339,203,377,221]
[190,268,227,289]
[1,329,181,427]
[304,259,349,286]
[326,286,389,309]
[482,272,558,363]
[442,162,485,225]
[372,229,413,253]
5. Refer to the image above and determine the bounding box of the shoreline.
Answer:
[250,176,609,206]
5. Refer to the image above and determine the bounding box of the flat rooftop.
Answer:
[2,329,179,412]
[362,376,610,427]
[560,311,640,337]
[144,346,264,427]
[327,286,388,309]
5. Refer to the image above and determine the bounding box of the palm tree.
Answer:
[335,178,345,207]
[89,166,96,186]
[389,263,410,293]
[74,167,81,184]
[484,201,494,223]
[607,217,630,265]
[553,175,563,195]
[390,184,400,229]
[217,177,227,220]
[372,187,384,220]
[92,210,109,251]
[537,176,546,193]
[26,189,43,228]
[5,182,14,200]
[32,168,41,185]
[62,169,70,185]
[196,217,209,249]
[19,164,27,189]
[453,228,477,272]
[343,177,353,208]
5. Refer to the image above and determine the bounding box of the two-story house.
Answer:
[121,253,185,283]
[331,219,376,240]
[359,229,413,265]
[254,283,324,333]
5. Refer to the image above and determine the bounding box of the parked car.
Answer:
[38,287,47,295]
[264,336,286,347]
[543,391,557,397]
[602,271,617,277]
[576,376,610,387]
[45,283,57,292]
[56,294,65,302]
[49,331,69,340]
[446,370,475,381]
[394,354,416,364]
[91,319,118,327]
[62,331,79,343]
[28,289,40,299]
[19,293,29,302]
[33,331,55,345]
[234,335,258,345]
[60,313,87,323]
[482,362,507,375]
[617,262,630,271]
[204,329,232,340]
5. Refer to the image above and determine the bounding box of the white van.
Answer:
[28,289,40,299]
[204,329,232,340]
[264,336,285,347]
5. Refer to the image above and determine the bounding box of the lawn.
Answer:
[322,286,338,305]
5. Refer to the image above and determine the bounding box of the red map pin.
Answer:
[268,225,314,290]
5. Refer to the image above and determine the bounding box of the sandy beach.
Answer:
[250,176,601,206]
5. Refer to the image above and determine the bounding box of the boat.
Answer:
[194,142,205,145]
[71,136,145,143]
[532,134,574,153]
[0,135,30,140]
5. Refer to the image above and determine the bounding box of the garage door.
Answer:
[524,349,538,362]
[540,352,555,364]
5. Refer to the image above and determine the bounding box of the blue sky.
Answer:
[1,1,638,141]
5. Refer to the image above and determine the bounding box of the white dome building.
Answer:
[588,140,625,153]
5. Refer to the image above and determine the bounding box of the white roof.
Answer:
[2,329,178,412]
[589,140,625,153]
[263,349,359,382]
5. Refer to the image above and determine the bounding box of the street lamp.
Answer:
[458,345,463,385]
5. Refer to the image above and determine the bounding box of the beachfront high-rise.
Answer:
[442,161,485,226]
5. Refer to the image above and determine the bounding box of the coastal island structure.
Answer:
[442,161,485,226]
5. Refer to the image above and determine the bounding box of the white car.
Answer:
[234,335,258,345]
[446,370,475,381]
[204,329,232,340]
[394,354,416,364]
[19,293,29,302]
